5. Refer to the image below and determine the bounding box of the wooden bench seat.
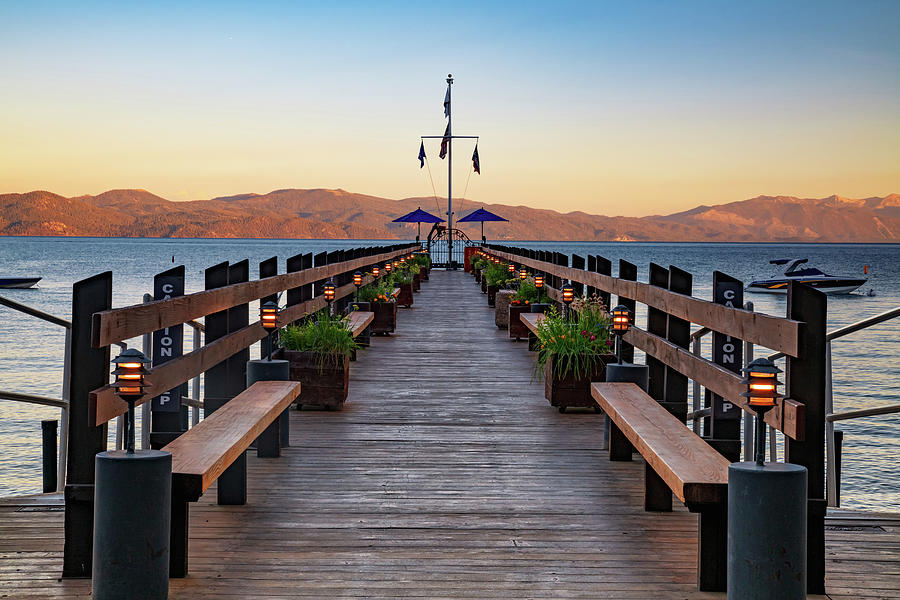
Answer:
[591,381,730,592]
[519,312,544,351]
[345,310,374,338]
[163,380,301,577]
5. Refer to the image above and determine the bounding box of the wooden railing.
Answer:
[89,245,417,425]
[479,242,829,593]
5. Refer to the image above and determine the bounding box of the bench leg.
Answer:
[608,418,633,461]
[528,333,539,351]
[697,503,728,592]
[280,407,290,447]
[217,451,247,505]
[644,463,672,512]
[257,415,281,458]
[169,492,189,578]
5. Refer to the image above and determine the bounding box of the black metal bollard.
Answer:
[41,420,57,493]
[93,449,171,600]
[247,359,291,452]
[728,462,807,599]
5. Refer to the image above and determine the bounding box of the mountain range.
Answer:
[0,188,897,243]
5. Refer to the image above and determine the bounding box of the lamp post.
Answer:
[260,301,279,361]
[384,262,392,275]
[561,281,575,320]
[111,349,151,454]
[611,305,631,364]
[728,357,805,599]
[519,267,527,280]
[353,271,363,302]
[95,349,170,600]
[508,263,516,276]
[534,273,544,289]
[323,280,336,315]
[741,357,782,466]
[372,266,380,278]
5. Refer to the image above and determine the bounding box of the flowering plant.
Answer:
[358,280,395,303]
[513,276,550,305]
[535,297,612,379]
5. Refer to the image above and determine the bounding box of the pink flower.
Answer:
[590,335,596,341]
[606,339,614,347]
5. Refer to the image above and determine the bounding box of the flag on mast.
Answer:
[443,86,450,118]
[472,144,480,174]
[439,123,450,159]
[418,141,426,168]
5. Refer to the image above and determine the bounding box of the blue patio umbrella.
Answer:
[392,207,445,240]
[457,207,509,241]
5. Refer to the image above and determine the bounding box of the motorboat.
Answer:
[746,259,866,295]
[0,277,41,289]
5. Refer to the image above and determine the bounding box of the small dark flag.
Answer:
[443,86,450,118]
[439,123,450,159]
[472,145,480,174]
[418,141,426,168]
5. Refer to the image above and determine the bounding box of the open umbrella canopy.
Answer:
[392,207,445,224]
[457,207,509,223]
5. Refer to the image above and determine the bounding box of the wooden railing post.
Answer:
[571,254,585,297]
[665,266,691,424]
[62,272,112,578]
[617,260,637,363]
[149,266,186,449]
[785,282,827,594]
[647,263,669,405]
[595,256,612,310]
[704,271,743,461]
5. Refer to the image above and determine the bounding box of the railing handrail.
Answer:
[827,403,900,423]
[92,245,418,348]
[769,305,900,361]
[0,390,68,409]
[0,295,71,328]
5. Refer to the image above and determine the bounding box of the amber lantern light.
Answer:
[323,280,336,315]
[111,349,151,454]
[372,266,380,278]
[508,263,516,274]
[519,267,528,280]
[353,271,363,302]
[259,300,279,361]
[561,282,575,320]
[611,305,631,364]
[534,273,544,289]
[384,262,392,274]
[741,357,783,466]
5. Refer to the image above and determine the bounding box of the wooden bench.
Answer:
[345,310,374,358]
[591,382,730,592]
[520,312,545,351]
[163,380,301,577]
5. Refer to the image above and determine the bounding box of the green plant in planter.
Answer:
[358,279,395,303]
[484,261,514,287]
[535,298,613,380]
[512,276,551,306]
[411,253,431,269]
[471,256,488,270]
[279,311,358,372]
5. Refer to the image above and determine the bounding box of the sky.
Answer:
[1,1,898,217]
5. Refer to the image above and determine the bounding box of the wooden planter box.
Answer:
[544,353,618,412]
[419,266,429,281]
[371,301,396,334]
[509,304,530,339]
[487,285,498,306]
[396,282,414,307]
[412,273,421,292]
[279,349,349,411]
[494,290,514,329]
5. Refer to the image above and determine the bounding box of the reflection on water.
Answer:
[0,238,897,510]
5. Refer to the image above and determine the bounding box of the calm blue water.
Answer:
[0,237,897,511]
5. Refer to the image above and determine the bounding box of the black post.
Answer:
[586,255,597,298]
[571,254,585,297]
[617,260,637,363]
[149,266,186,449]
[665,265,691,423]
[785,282,827,595]
[705,271,744,461]
[41,419,57,493]
[63,271,112,578]
[647,263,669,406]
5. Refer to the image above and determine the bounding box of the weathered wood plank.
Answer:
[164,381,300,497]
[592,382,730,505]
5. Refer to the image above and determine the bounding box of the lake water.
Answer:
[0,237,897,510]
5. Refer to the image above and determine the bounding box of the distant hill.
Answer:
[0,189,897,242]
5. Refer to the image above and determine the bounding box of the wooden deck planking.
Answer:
[0,269,898,598]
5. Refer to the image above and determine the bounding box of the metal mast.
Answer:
[446,74,453,268]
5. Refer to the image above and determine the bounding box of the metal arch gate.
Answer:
[426,225,475,269]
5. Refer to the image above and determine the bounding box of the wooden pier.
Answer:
[1,269,899,598]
